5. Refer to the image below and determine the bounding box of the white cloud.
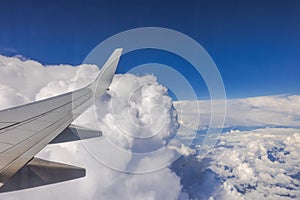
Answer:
[0,55,299,200]
[167,127,300,199]
[0,84,30,110]
[207,128,300,199]
[0,55,98,102]
[174,95,300,129]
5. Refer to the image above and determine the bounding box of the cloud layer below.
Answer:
[0,55,299,199]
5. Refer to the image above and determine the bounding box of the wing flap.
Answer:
[0,157,85,193]
[0,123,14,129]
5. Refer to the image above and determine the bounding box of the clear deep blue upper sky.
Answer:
[0,0,299,99]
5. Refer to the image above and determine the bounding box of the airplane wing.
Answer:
[0,48,122,189]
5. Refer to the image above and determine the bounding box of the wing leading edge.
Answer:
[0,48,122,188]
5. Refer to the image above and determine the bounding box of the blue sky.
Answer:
[0,0,299,99]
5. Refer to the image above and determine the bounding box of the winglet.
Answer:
[90,48,123,98]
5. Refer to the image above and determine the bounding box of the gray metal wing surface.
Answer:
[0,48,122,187]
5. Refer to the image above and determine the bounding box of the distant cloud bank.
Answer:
[174,95,300,129]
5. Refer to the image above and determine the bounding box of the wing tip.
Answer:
[114,48,123,54]
[90,48,123,97]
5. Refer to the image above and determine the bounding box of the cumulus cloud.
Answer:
[95,74,178,151]
[0,84,30,110]
[0,55,99,102]
[166,127,300,200]
[207,128,300,199]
